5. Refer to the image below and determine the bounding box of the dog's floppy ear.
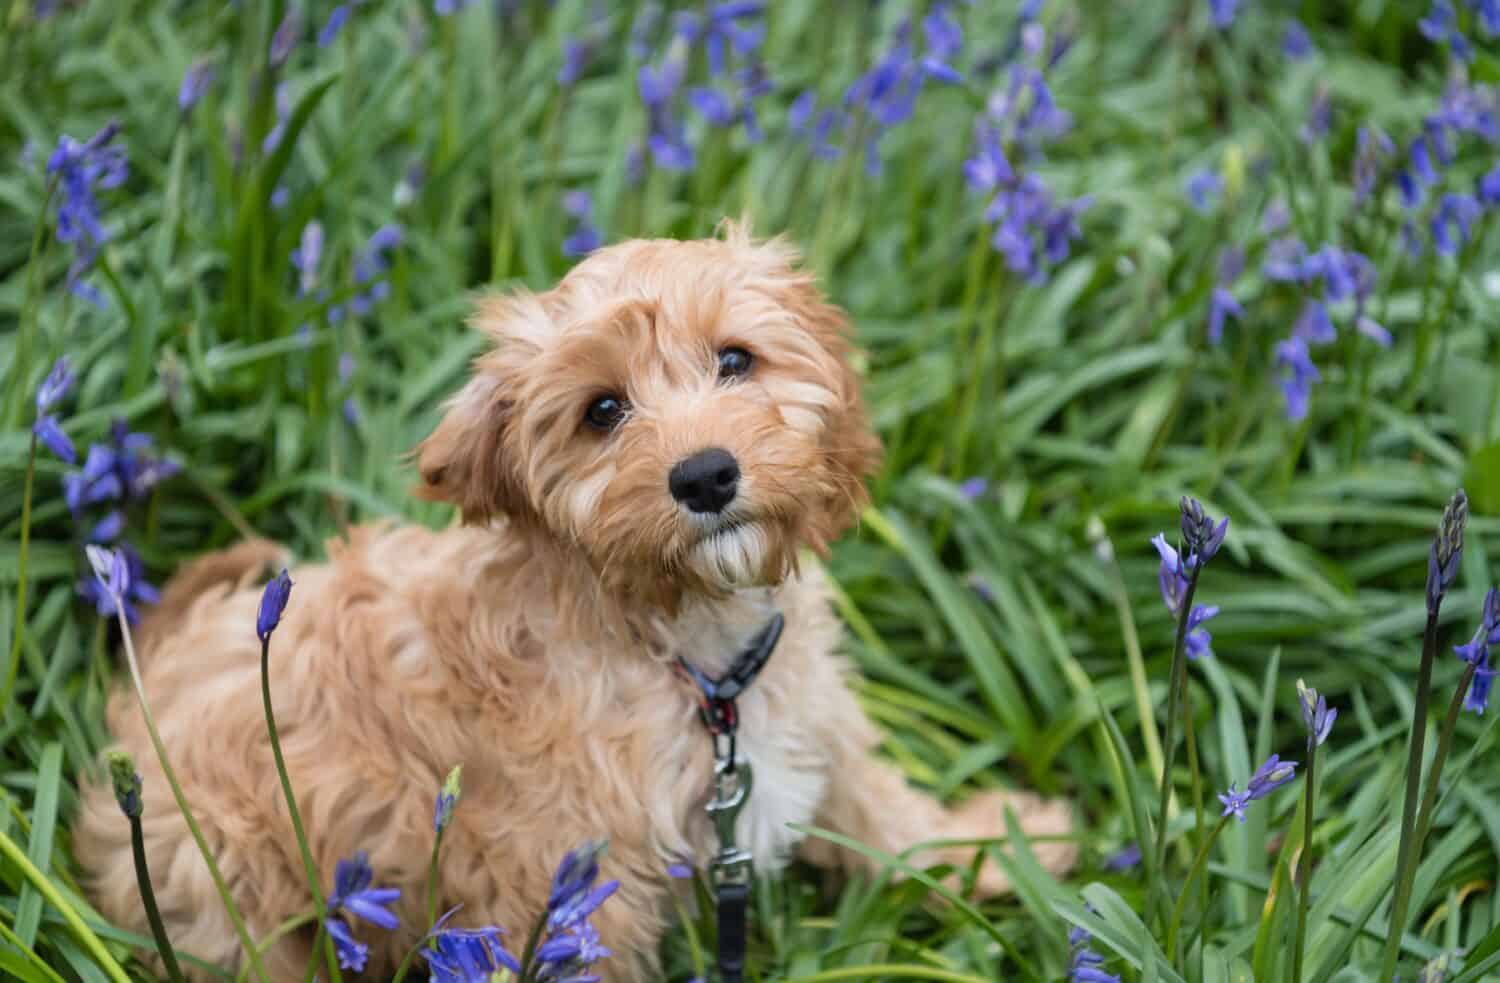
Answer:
[414,372,528,523]
[414,294,549,524]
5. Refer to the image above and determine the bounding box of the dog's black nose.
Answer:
[669,447,740,514]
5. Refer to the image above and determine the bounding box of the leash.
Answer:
[677,612,785,983]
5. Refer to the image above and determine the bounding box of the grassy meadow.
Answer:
[3,0,1500,980]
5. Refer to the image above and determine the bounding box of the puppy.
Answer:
[74,226,1074,980]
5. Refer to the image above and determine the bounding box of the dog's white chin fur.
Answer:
[688,521,770,588]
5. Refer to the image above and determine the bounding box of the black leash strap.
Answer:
[678,612,784,983]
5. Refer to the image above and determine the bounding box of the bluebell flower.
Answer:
[1274,336,1320,421]
[269,9,301,67]
[1297,680,1337,749]
[1427,491,1468,616]
[33,416,75,463]
[423,910,521,982]
[666,861,694,879]
[1261,198,1291,235]
[324,851,401,971]
[1185,604,1219,660]
[1185,170,1222,212]
[561,191,602,258]
[1219,755,1298,822]
[1410,136,1439,186]
[262,83,294,156]
[1356,315,1392,347]
[318,5,349,48]
[1420,0,1473,60]
[958,477,988,501]
[1207,287,1243,345]
[1208,0,1238,29]
[350,224,404,316]
[1294,300,1335,345]
[1068,922,1120,982]
[434,765,462,834]
[80,541,159,623]
[1475,0,1500,35]
[1102,843,1142,871]
[65,445,123,513]
[1263,237,1308,282]
[559,38,592,86]
[89,510,124,544]
[434,0,473,14]
[1152,533,1191,615]
[1478,163,1500,205]
[291,220,323,296]
[1299,85,1332,144]
[178,59,216,114]
[47,122,128,303]
[1283,20,1313,59]
[1179,496,1229,565]
[1432,193,1481,255]
[1455,587,1499,715]
[106,750,143,819]
[257,569,293,643]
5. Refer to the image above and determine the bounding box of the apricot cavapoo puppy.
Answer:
[74,224,1074,980]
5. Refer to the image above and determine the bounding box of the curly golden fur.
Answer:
[73,226,1075,980]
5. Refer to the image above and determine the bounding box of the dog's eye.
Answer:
[584,395,627,432]
[717,347,753,380]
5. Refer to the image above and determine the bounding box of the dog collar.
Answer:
[676,612,785,737]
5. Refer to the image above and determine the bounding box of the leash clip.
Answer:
[706,755,754,888]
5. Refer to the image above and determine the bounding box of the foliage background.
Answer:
[1,0,1499,980]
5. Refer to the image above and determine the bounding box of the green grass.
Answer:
[3,0,1500,980]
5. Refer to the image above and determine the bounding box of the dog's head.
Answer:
[415,224,880,603]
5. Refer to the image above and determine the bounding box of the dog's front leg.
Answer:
[799,679,1076,897]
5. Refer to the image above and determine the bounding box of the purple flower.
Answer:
[1297,680,1337,749]
[1185,604,1219,660]
[434,765,462,833]
[1410,136,1439,186]
[1299,85,1332,144]
[1275,336,1319,421]
[1356,315,1392,347]
[47,122,128,303]
[178,59,216,113]
[1208,0,1238,29]
[1479,163,1500,205]
[958,477,988,501]
[1068,922,1120,982]
[89,511,124,544]
[325,851,401,971]
[269,9,301,67]
[80,541,159,624]
[558,38,592,86]
[1294,301,1335,346]
[318,5,349,48]
[1428,491,1468,616]
[1219,755,1298,822]
[1152,533,1191,616]
[1102,843,1141,871]
[34,356,73,414]
[423,910,521,982]
[257,569,293,642]
[666,861,694,879]
[1455,587,1500,715]
[33,416,75,463]
[1432,193,1481,256]
[1283,20,1313,59]
[350,225,403,315]
[434,0,472,14]
[1185,170,1222,212]
[562,190,603,258]
[1180,496,1229,565]
[1207,287,1243,345]
[291,220,323,296]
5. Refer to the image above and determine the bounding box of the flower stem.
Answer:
[234,910,318,983]
[1166,814,1230,961]
[0,828,133,983]
[1292,742,1317,983]
[1149,565,1202,931]
[4,180,57,429]
[1411,663,1476,871]
[129,812,187,982]
[1,434,39,713]
[1379,609,1441,981]
[114,608,270,982]
[390,828,445,983]
[260,636,342,983]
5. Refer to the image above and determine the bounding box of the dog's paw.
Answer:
[946,788,1078,898]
